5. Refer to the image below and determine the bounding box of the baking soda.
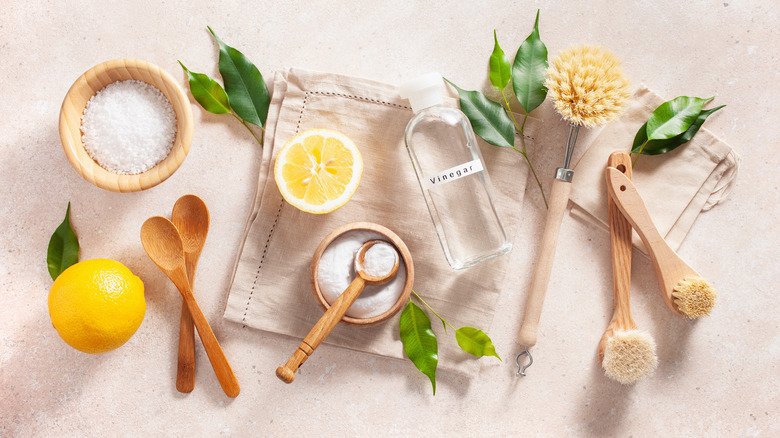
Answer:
[317,231,406,319]
[362,242,397,277]
[81,80,177,174]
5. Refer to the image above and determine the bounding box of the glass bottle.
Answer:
[399,73,511,270]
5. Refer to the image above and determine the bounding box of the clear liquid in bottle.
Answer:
[400,73,511,270]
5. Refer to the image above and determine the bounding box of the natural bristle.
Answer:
[602,330,658,384]
[545,45,632,127]
[673,277,716,318]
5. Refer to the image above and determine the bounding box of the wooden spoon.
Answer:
[141,216,240,398]
[276,240,399,384]
[171,195,210,393]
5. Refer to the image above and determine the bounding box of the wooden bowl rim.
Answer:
[310,222,415,327]
[58,58,193,192]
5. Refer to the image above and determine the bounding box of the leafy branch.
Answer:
[178,27,270,148]
[399,290,500,395]
[446,10,549,208]
[631,96,725,167]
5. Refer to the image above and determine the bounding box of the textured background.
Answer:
[1,1,778,436]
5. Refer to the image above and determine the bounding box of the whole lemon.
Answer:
[48,259,145,354]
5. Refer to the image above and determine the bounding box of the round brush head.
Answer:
[602,329,658,384]
[673,276,717,318]
[545,45,632,128]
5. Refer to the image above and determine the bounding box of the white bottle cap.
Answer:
[399,72,444,113]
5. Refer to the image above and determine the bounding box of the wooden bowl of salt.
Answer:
[59,58,193,192]
[310,222,414,327]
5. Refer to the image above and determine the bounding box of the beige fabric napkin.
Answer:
[569,86,740,253]
[224,68,538,376]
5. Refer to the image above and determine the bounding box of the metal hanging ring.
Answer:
[515,346,533,376]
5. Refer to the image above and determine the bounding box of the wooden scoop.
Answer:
[276,240,399,384]
[140,216,240,398]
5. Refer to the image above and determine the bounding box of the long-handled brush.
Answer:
[515,45,632,376]
[598,151,657,384]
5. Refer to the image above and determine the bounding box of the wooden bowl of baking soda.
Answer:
[59,58,193,192]
[311,222,414,327]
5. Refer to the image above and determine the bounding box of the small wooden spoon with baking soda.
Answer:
[276,240,399,384]
[141,216,240,398]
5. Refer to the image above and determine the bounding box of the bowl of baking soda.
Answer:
[311,222,414,327]
[59,58,193,192]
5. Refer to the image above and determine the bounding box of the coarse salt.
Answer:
[81,80,177,175]
[317,231,406,319]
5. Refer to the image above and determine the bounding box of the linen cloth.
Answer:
[224,68,537,375]
[569,87,740,254]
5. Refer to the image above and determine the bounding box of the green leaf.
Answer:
[178,61,231,115]
[399,301,438,395]
[645,96,712,141]
[455,327,501,361]
[632,105,725,155]
[512,10,548,114]
[208,27,270,127]
[47,202,79,281]
[488,30,511,90]
[444,79,515,148]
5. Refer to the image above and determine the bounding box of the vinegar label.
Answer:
[424,159,484,189]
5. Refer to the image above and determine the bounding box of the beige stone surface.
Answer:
[1,1,778,436]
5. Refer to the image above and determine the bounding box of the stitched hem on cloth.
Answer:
[240,89,412,326]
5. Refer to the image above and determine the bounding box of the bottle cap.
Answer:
[399,72,444,113]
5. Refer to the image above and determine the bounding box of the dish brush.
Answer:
[606,168,716,318]
[516,45,632,376]
[598,151,657,384]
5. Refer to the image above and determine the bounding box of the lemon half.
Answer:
[274,129,363,214]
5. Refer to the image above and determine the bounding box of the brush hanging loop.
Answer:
[515,346,533,376]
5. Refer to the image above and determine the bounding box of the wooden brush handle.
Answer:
[181,289,240,397]
[517,178,571,347]
[598,153,637,364]
[606,168,697,316]
[607,152,635,329]
[605,168,676,265]
[276,276,368,383]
